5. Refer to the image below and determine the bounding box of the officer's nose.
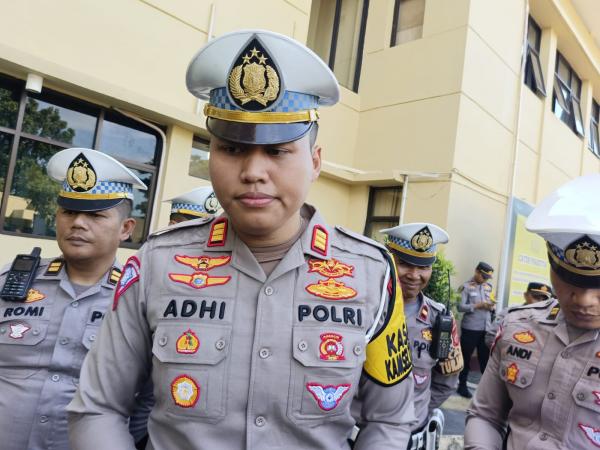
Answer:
[240,147,269,184]
[71,213,89,229]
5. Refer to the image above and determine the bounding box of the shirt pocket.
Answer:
[288,325,365,426]
[498,360,536,390]
[151,320,231,423]
[572,362,600,414]
[0,320,48,378]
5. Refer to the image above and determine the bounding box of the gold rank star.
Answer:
[242,54,251,64]
[258,54,267,64]
[250,47,260,58]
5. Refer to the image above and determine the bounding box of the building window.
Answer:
[524,17,546,97]
[0,72,162,246]
[590,100,600,157]
[307,0,369,92]
[552,52,584,137]
[189,136,210,180]
[364,186,402,243]
[390,0,425,46]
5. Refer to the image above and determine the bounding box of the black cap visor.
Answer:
[207,118,313,145]
[549,253,600,289]
[388,247,436,267]
[57,196,125,212]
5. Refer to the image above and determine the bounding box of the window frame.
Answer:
[552,52,585,137]
[590,99,600,157]
[524,17,546,97]
[390,0,425,47]
[0,73,162,247]
[189,135,211,180]
[363,186,402,239]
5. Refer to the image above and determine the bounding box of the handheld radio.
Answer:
[430,270,454,360]
[0,247,42,302]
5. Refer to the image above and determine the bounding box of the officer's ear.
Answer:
[310,144,321,182]
[119,218,137,242]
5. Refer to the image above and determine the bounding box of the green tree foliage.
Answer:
[423,252,462,318]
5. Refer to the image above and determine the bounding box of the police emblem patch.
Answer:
[306,383,350,411]
[169,272,231,289]
[204,192,220,214]
[413,372,429,386]
[112,256,141,311]
[305,279,357,300]
[506,362,519,384]
[174,254,231,271]
[513,330,535,344]
[308,258,354,278]
[25,289,45,303]
[411,226,433,252]
[579,424,600,447]
[171,375,200,408]
[9,322,30,339]
[319,333,345,361]
[176,329,200,354]
[421,329,433,341]
[66,153,97,192]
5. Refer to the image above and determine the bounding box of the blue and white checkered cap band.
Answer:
[171,203,206,214]
[210,88,319,112]
[387,235,437,254]
[548,242,565,262]
[61,180,134,199]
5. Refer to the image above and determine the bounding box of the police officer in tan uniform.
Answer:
[465,174,600,449]
[165,186,220,225]
[457,261,495,398]
[382,223,463,450]
[67,29,416,450]
[0,148,144,450]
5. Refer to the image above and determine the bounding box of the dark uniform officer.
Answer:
[165,186,220,225]
[382,223,464,450]
[457,261,495,398]
[465,174,600,449]
[67,29,416,450]
[0,148,145,450]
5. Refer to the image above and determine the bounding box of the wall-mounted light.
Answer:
[25,73,43,94]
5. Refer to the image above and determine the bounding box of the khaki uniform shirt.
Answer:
[458,280,493,331]
[0,257,121,450]
[407,294,463,429]
[465,299,600,449]
[68,206,416,450]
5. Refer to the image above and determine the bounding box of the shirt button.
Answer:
[259,348,270,359]
[264,286,274,296]
[32,329,40,336]
[88,334,96,342]
[520,377,527,384]
[255,416,266,427]
[39,415,48,423]
[215,339,226,351]
[561,350,571,359]
[71,301,79,308]
[353,345,362,356]
[51,374,60,382]
[0,327,5,334]
[547,392,555,400]
[540,433,548,441]
[577,392,585,401]
[158,336,168,346]
[60,338,69,345]
[298,340,308,352]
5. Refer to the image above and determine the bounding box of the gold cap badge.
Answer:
[66,153,97,192]
[411,226,434,252]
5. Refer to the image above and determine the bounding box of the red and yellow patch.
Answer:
[306,279,357,300]
[596,351,600,359]
[171,375,200,408]
[113,256,141,311]
[311,225,328,256]
[513,330,535,344]
[506,362,519,384]
[207,219,227,247]
[176,329,200,354]
[319,333,345,361]
[174,254,231,271]
[421,329,433,341]
[169,272,230,289]
[308,258,354,278]
[24,289,45,303]
[451,319,460,347]
[418,305,429,322]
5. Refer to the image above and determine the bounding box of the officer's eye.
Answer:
[217,144,243,155]
[266,147,289,156]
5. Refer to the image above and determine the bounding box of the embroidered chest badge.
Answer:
[306,279,357,300]
[418,305,429,322]
[593,391,600,405]
[579,424,600,447]
[169,272,230,289]
[176,329,200,354]
[112,256,141,311]
[506,362,519,384]
[308,258,354,278]
[25,289,45,303]
[171,374,200,408]
[306,383,350,411]
[319,333,345,361]
[9,322,30,339]
[421,329,433,341]
[513,330,535,344]
[413,373,429,387]
[174,255,231,271]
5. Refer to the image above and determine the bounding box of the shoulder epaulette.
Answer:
[422,295,445,312]
[335,226,386,252]
[44,258,64,276]
[149,215,214,238]
[507,298,555,313]
[108,267,122,285]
